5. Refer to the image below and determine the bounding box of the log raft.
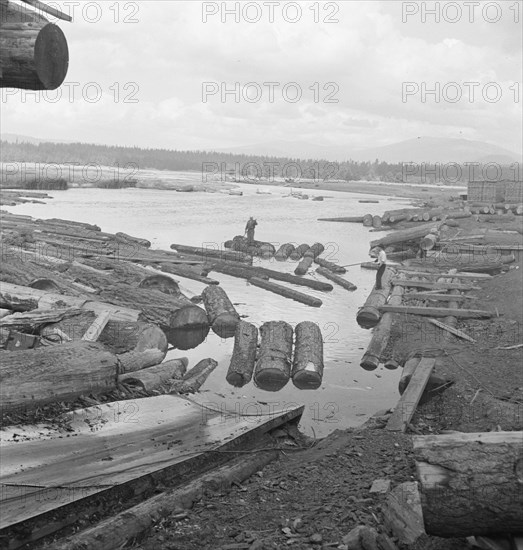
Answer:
[356,268,393,328]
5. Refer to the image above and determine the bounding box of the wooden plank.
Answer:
[427,318,476,342]
[0,395,304,530]
[81,310,111,342]
[386,358,435,432]
[379,305,493,319]
[391,280,480,291]
[402,292,477,302]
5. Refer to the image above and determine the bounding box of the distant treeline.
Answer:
[0,140,518,185]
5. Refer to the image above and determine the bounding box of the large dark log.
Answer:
[163,326,210,351]
[289,243,310,260]
[249,277,322,308]
[170,358,218,394]
[0,341,118,414]
[314,257,346,274]
[316,267,356,291]
[356,268,393,328]
[208,262,333,291]
[226,321,258,387]
[118,357,188,392]
[360,275,404,370]
[413,431,523,537]
[254,321,293,391]
[370,222,443,249]
[170,242,251,264]
[0,20,68,90]
[294,255,313,276]
[292,321,323,389]
[274,243,295,261]
[202,285,239,338]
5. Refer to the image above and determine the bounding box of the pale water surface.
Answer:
[9,175,412,436]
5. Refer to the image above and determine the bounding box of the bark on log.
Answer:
[226,321,258,387]
[115,232,151,249]
[370,222,444,249]
[316,267,357,291]
[304,243,325,258]
[202,285,239,338]
[363,214,373,227]
[254,321,293,391]
[356,268,393,328]
[170,358,218,394]
[294,255,313,276]
[118,358,189,392]
[314,257,346,274]
[360,275,404,370]
[0,22,68,90]
[0,341,118,414]
[274,243,295,261]
[292,321,323,389]
[249,277,323,308]
[289,243,310,260]
[170,242,252,264]
[138,274,180,295]
[413,431,523,537]
[372,215,382,228]
[208,262,333,291]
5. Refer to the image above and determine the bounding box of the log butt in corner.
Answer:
[0,22,69,90]
[254,321,293,391]
[292,321,324,389]
[226,321,258,387]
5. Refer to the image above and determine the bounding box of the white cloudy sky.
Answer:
[1,0,522,154]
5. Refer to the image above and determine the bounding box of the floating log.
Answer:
[289,243,310,260]
[356,268,393,328]
[292,321,324,389]
[314,257,346,274]
[413,431,523,536]
[118,358,189,392]
[0,22,69,90]
[254,321,293,391]
[304,242,325,258]
[391,280,480,291]
[360,275,404,371]
[170,358,218,394]
[226,321,258,387]
[230,236,276,258]
[294,255,313,276]
[156,262,219,285]
[115,232,151,249]
[317,216,364,223]
[0,341,118,414]
[359,199,379,203]
[316,267,356,291]
[274,243,295,261]
[170,242,251,264]
[363,214,373,227]
[202,285,239,338]
[249,277,322,308]
[208,262,332,291]
[370,222,443,249]
[386,357,435,432]
[372,215,382,228]
[379,305,493,319]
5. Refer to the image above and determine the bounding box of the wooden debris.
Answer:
[386,357,435,432]
[81,310,112,342]
[170,358,218,394]
[427,318,476,342]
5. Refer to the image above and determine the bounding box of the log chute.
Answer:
[0,0,70,90]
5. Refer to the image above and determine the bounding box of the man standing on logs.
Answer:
[244,217,257,244]
[371,246,387,290]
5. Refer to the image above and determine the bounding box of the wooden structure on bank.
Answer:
[0,0,71,90]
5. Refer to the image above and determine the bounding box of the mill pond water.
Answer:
[8,174,414,437]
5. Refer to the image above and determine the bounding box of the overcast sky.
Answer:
[1,0,522,154]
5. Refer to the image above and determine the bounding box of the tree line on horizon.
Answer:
[0,140,517,185]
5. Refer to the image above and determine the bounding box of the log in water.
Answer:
[254,321,293,391]
[292,321,324,389]
[202,285,240,338]
[249,277,323,308]
[314,257,346,274]
[289,243,310,260]
[316,267,357,291]
[274,243,295,261]
[294,256,313,276]
[226,321,259,387]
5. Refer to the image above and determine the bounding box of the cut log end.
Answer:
[360,353,380,371]
[168,305,209,330]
